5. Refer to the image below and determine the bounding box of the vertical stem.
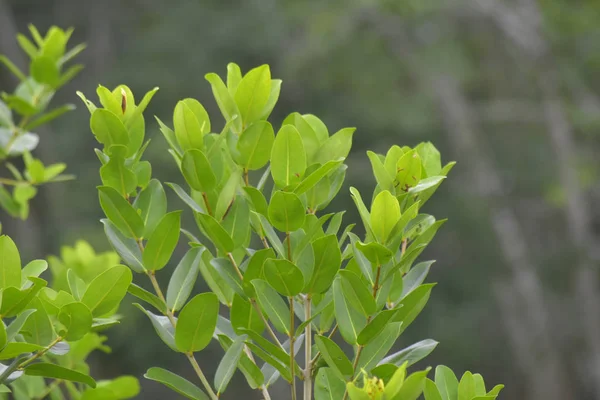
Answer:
[146,272,218,400]
[202,192,213,216]
[289,296,297,400]
[304,295,312,400]
[243,168,250,186]
[286,232,293,262]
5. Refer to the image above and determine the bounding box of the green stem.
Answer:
[303,295,312,400]
[0,177,22,186]
[146,271,218,400]
[202,192,213,216]
[289,296,296,400]
[19,336,63,369]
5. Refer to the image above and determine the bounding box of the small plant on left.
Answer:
[0,26,140,399]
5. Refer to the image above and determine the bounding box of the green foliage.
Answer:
[0,26,83,220]
[79,61,504,399]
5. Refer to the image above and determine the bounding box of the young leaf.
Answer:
[237,121,274,170]
[181,149,217,193]
[143,211,181,271]
[205,72,242,134]
[396,149,422,193]
[314,127,355,164]
[424,379,443,400]
[58,302,93,341]
[370,190,400,243]
[175,293,219,352]
[90,109,129,149]
[270,125,306,187]
[435,365,459,400]
[234,65,271,126]
[173,99,209,151]
[0,235,22,289]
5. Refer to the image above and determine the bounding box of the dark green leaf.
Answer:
[175,293,219,352]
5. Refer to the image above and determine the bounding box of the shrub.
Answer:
[0,27,139,399]
[75,63,505,400]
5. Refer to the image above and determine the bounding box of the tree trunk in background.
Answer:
[366,11,570,399]
[473,1,600,396]
[0,0,46,258]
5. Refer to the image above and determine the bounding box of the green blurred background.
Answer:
[2,0,600,399]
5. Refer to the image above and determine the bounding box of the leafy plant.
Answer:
[0,26,139,399]
[0,25,85,221]
[81,63,504,399]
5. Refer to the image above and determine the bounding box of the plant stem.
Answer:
[244,168,250,186]
[186,352,218,400]
[19,336,63,369]
[342,346,365,400]
[146,271,218,400]
[202,192,213,216]
[286,232,293,262]
[289,296,296,400]
[303,295,312,400]
[372,264,382,297]
[227,252,284,348]
[0,177,23,186]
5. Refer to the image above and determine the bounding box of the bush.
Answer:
[0,26,503,399]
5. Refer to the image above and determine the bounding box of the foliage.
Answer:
[0,25,83,221]
[81,63,504,399]
[0,27,139,399]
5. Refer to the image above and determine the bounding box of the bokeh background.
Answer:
[2,0,600,399]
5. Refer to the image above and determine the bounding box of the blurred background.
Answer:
[1,0,600,399]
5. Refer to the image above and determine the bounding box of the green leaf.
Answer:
[294,159,344,195]
[234,65,271,126]
[210,258,245,297]
[338,270,376,316]
[424,379,443,400]
[166,248,201,312]
[21,298,53,345]
[0,342,43,360]
[133,179,167,238]
[80,376,141,400]
[227,63,242,94]
[181,149,217,192]
[270,125,306,187]
[134,304,177,351]
[24,363,96,388]
[217,334,264,389]
[349,187,374,239]
[264,258,304,296]
[416,142,442,177]
[58,302,93,341]
[355,241,393,266]
[0,277,47,318]
[0,322,5,350]
[173,99,209,151]
[242,248,275,297]
[237,121,274,170]
[214,169,241,221]
[90,109,129,149]
[98,186,144,239]
[251,279,290,335]
[357,309,399,345]
[143,211,181,271]
[205,73,242,134]
[128,283,167,314]
[458,372,476,400]
[315,368,346,400]
[486,384,504,397]
[367,151,394,191]
[382,363,407,399]
[268,191,306,232]
[214,334,246,395]
[222,195,251,249]
[392,284,435,332]
[315,127,355,164]
[175,293,219,352]
[100,145,137,196]
[144,367,209,400]
[102,220,145,273]
[370,190,401,243]
[314,335,353,380]
[380,339,439,368]
[435,365,459,400]
[243,187,269,216]
[396,149,422,193]
[305,235,341,294]
[283,112,321,162]
[392,368,430,400]
[81,265,132,316]
[5,309,36,342]
[231,295,264,335]
[333,277,366,345]
[31,56,59,86]
[358,322,402,371]
[21,260,47,288]
[195,213,234,253]
[259,79,281,120]
[0,235,21,289]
